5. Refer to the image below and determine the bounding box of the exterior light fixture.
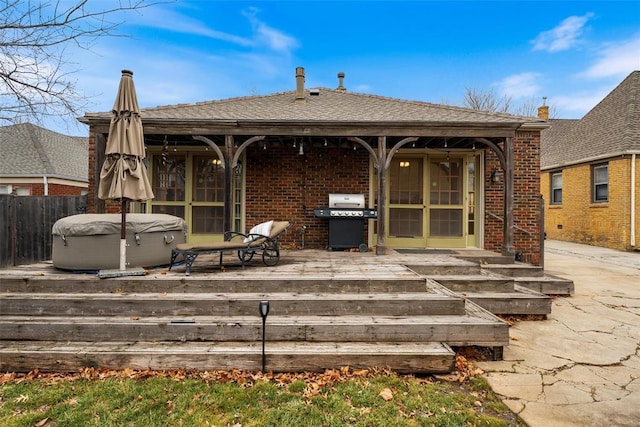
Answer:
[491,168,500,183]
[399,161,410,168]
[299,141,304,155]
[259,300,270,372]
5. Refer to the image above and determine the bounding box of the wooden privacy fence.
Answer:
[0,195,87,267]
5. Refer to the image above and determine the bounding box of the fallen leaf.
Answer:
[379,388,394,401]
[15,394,29,403]
[34,418,49,426]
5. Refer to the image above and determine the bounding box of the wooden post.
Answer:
[224,135,234,239]
[376,136,388,255]
[502,137,515,257]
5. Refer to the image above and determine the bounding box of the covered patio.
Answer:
[80,67,548,263]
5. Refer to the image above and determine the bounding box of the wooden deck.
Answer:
[0,249,573,374]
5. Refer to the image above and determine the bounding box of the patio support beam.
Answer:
[224,135,235,236]
[503,137,515,257]
[376,136,388,255]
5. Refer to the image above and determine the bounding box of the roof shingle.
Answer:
[84,88,538,125]
[0,123,88,181]
[541,71,640,169]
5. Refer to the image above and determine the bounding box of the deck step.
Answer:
[428,273,515,292]
[0,312,508,345]
[0,276,430,294]
[0,340,456,374]
[458,285,552,315]
[0,291,466,317]
[514,275,575,295]
[405,260,481,276]
[481,263,544,277]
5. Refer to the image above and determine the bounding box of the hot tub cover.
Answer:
[53,213,185,237]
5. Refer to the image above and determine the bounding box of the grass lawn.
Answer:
[0,362,525,427]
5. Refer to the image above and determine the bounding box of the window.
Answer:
[592,164,608,203]
[551,172,562,204]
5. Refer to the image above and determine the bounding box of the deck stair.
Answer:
[0,260,509,374]
[480,263,574,295]
[407,259,572,315]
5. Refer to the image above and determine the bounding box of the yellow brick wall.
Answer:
[542,156,640,251]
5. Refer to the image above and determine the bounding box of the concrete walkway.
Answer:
[477,240,640,427]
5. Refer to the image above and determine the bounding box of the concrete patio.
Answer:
[477,239,640,427]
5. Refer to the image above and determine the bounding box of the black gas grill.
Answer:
[314,194,377,252]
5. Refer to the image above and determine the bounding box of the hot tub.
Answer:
[52,213,186,270]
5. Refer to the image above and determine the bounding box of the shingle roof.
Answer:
[84,87,537,125]
[541,71,640,169]
[0,123,88,181]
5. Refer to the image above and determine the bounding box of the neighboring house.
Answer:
[0,123,89,196]
[541,71,640,251]
[80,67,548,264]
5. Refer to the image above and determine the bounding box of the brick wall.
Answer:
[87,129,99,213]
[29,183,85,196]
[244,144,370,249]
[485,131,542,264]
[542,156,639,251]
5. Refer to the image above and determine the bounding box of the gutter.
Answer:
[541,150,640,171]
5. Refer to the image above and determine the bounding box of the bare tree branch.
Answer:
[463,86,512,113]
[0,0,162,127]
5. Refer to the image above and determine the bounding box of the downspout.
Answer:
[632,153,636,247]
[43,176,49,196]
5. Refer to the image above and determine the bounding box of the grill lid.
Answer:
[328,193,365,209]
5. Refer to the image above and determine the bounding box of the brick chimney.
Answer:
[336,72,347,92]
[537,96,549,120]
[295,67,305,103]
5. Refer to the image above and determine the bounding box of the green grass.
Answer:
[0,369,525,426]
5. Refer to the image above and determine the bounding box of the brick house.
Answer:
[541,71,640,251]
[0,123,89,196]
[81,68,548,264]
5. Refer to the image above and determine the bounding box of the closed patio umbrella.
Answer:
[98,69,154,271]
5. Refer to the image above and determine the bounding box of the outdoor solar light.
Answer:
[259,300,270,372]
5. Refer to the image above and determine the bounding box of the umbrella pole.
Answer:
[120,199,127,271]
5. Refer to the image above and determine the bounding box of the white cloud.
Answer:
[242,7,299,53]
[496,72,541,99]
[580,34,640,78]
[552,87,612,116]
[531,13,594,52]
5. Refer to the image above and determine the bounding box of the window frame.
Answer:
[550,171,563,205]
[592,163,609,203]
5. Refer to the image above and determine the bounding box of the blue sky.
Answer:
[57,1,639,135]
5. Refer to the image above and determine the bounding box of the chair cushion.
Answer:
[244,220,273,243]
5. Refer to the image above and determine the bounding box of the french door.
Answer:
[147,151,233,243]
[386,154,478,248]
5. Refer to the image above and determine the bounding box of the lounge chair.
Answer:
[169,221,291,275]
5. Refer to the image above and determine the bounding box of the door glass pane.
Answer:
[154,156,186,201]
[430,209,463,236]
[192,206,224,233]
[152,205,184,218]
[193,156,224,202]
[429,159,462,205]
[389,208,423,237]
[390,159,423,204]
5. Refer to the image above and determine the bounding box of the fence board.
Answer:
[0,195,87,267]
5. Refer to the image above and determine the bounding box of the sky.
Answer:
[51,1,640,136]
